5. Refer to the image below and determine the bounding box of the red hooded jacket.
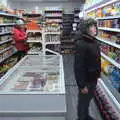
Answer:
[12,27,29,52]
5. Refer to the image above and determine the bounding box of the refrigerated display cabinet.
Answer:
[0,55,66,120]
[16,55,62,67]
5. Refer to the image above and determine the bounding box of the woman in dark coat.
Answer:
[74,18,101,120]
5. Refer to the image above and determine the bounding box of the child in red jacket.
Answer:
[13,19,29,61]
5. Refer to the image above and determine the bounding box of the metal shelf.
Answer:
[0,46,13,54]
[61,40,73,43]
[98,27,120,32]
[26,30,42,33]
[0,23,16,26]
[98,78,120,115]
[0,32,11,35]
[27,39,42,43]
[101,52,120,69]
[0,50,17,63]
[101,73,120,103]
[0,13,21,18]
[0,39,12,45]
[27,51,42,55]
[96,37,120,49]
[45,42,60,45]
[23,14,41,16]
[61,45,74,49]
[85,0,119,13]
[45,15,62,18]
[44,10,63,12]
[46,21,62,23]
[44,32,61,35]
[96,15,120,20]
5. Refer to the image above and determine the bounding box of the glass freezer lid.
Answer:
[0,67,62,94]
[17,55,61,67]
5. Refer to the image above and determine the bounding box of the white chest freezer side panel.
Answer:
[0,94,66,116]
[0,117,65,120]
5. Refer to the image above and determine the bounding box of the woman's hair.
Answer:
[77,18,98,35]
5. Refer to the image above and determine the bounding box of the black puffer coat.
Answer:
[74,33,101,89]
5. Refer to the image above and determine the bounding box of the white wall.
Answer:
[8,1,82,13]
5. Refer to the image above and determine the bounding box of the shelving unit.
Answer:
[44,7,63,23]
[26,30,42,33]
[23,13,42,24]
[95,78,120,119]
[26,30,42,43]
[85,0,119,13]
[96,37,120,49]
[27,50,42,55]
[101,52,120,69]
[27,40,42,43]
[0,23,16,26]
[96,15,120,20]
[43,8,63,55]
[26,27,61,55]
[26,30,43,55]
[45,15,62,18]
[42,30,61,55]
[98,27,120,33]
[42,12,61,55]
[0,12,20,78]
[0,46,13,54]
[85,0,120,119]
[0,31,11,35]
[74,8,80,23]
[44,32,61,35]
[24,14,43,55]
[45,41,60,45]
[24,9,62,55]
[24,12,43,55]
[0,13,22,18]
[61,13,74,54]
[0,49,17,63]
[0,39,12,45]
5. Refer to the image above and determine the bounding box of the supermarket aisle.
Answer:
[63,54,78,120]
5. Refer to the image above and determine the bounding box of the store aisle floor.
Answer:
[63,54,78,120]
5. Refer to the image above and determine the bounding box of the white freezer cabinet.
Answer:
[0,55,66,120]
[16,55,62,68]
